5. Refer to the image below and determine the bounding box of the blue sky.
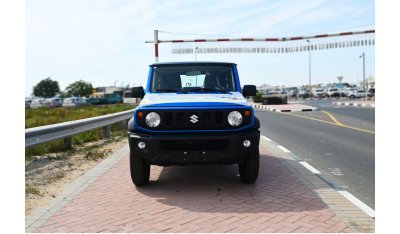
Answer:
[26,0,375,96]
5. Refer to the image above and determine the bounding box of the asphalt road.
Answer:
[256,99,375,209]
[302,99,375,130]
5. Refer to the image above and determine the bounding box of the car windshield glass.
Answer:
[150,65,236,93]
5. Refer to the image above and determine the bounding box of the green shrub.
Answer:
[25,104,135,129]
[25,139,68,159]
[25,104,135,160]
[25,185,42,196]
[73,129,103,145]
[253,92,263,103]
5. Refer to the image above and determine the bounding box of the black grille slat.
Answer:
[159,140,229,151]
[177,112,186,125]
[137,109,251,131]
[203,112,211,125]
[215,111,223,124]
[164,112,173,125]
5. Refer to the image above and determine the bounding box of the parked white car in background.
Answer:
[25,98,33,108]
[62,97,88,107]
[348,90,372,99]
[43,98,63,108]
[343,88,359,97]
[30,98,46,108]
[312,88,326,98]
[326,88,340,98]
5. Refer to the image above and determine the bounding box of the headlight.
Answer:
[145,112,161,127]
[227,111,242,126]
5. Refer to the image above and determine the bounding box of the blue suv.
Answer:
[127,62,260,186]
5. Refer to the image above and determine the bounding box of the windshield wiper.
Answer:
[188,88,228,93]
[155,88,181,93]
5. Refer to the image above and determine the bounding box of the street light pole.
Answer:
[337,76,343,100]
[307,40,312,96]
[360,52,367,101]
[195,47,198,61]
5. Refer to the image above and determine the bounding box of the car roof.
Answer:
[150,61,236,67]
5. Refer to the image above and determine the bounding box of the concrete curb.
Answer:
[332,102,375,108]
[25,144,130,232]
[253,104,319,112]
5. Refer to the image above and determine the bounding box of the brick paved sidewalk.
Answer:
[27,139,373,233]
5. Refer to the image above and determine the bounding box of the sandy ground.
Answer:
[25,137,128,216]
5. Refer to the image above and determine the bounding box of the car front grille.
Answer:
[136,109,251,131]
[159,139,229,151]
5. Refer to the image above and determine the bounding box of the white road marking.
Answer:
[260,134,374,219]
[328,167,343,176]
[337,190,375,218]
[299,161,321,174]
[277,145,291,153]
[261,136,272,142]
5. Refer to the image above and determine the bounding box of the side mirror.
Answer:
[131,87,145,98]
[242,85,257,97]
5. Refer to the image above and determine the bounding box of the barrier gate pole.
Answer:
[154,30,159,63]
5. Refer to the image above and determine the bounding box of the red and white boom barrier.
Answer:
[145,29,375,61]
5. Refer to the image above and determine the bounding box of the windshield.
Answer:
[150,65,236,93]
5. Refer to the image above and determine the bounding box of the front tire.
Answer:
[129,151,150,186]
[239,149,259,184]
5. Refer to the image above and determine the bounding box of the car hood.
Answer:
[138,92,249,108]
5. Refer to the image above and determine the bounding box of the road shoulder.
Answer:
[261,136,375,232]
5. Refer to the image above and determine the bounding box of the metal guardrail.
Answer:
[25,110,134,148]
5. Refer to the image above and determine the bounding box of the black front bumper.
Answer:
[128,130,260,166]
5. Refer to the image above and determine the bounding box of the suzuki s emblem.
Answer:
[190,115,199,124]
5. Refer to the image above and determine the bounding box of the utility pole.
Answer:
[337,76,343,100]
[307,40,312,96]
[360,52,366,101]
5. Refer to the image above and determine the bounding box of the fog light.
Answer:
[138,142,146,149]
[243,140,251,148]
